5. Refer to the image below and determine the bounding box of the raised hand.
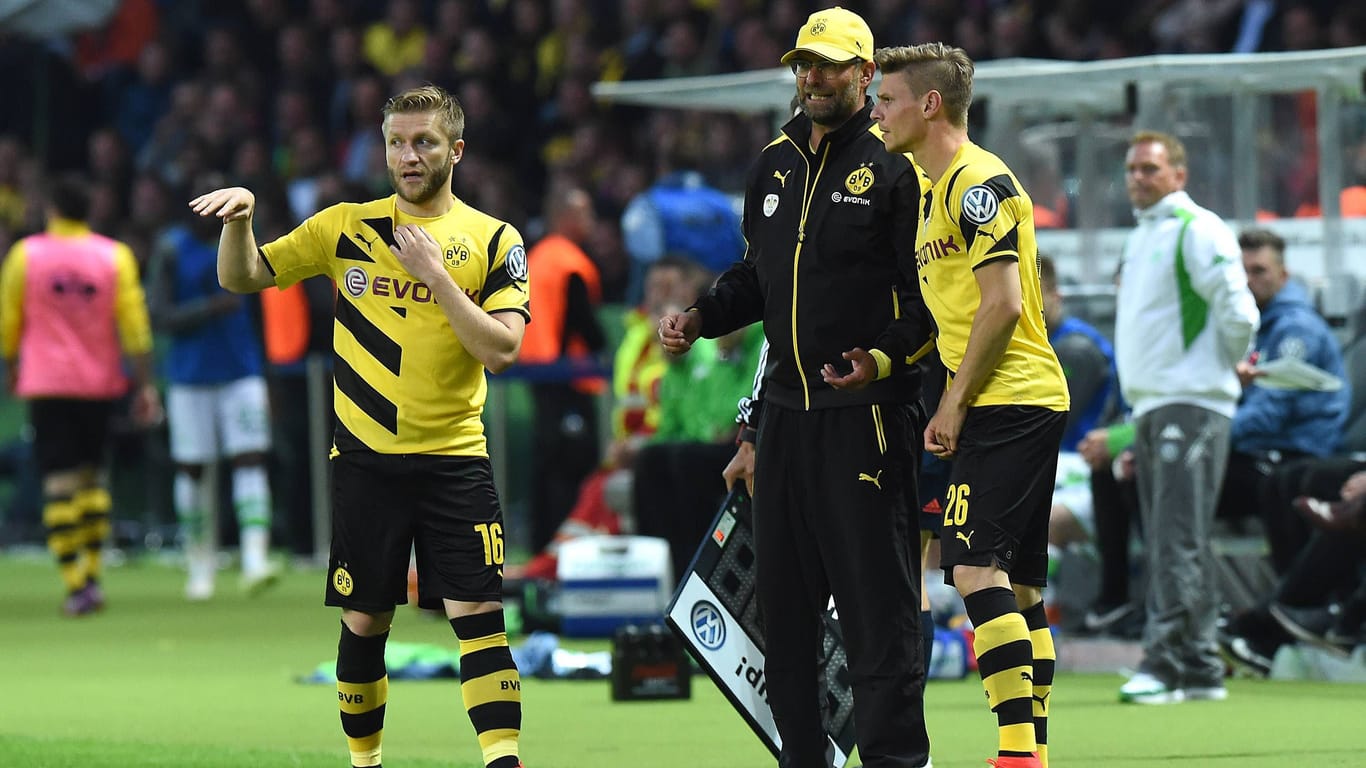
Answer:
[188,187,256,223]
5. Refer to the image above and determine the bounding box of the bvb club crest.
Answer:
[845,166,874,195]
[333,567,354,596]
[811,19,827,35]
[444,240,471,269]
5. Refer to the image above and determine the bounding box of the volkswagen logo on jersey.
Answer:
[343,266,369,298]
[691,600,726,650]
[962,184,999,225]
[505,244,528,281]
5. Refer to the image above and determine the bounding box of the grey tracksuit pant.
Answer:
[1132,403,1232,689]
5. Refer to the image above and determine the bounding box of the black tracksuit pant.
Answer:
[753,402,929,768]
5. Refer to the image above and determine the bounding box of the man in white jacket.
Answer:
[1114,130,1259,704]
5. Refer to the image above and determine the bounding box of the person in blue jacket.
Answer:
[1218,227,1350,573]
[1040,254,1119,451]
[619,136,744,305]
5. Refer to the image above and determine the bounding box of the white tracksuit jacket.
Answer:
[1115,190,1260,420]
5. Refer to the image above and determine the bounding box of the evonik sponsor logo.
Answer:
[341,265,477,303]
[830,191,871,206]
[916,235,961,269]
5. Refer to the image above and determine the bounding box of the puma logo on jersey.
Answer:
[956,530,975,548]
[774,170,791,188]
[1032,690,1050,709]
[857,470,883,490]
[353,231,378,251]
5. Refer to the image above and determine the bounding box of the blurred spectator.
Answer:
[73,0,159,81]
[1025,145,1070,229]
[87,127,132,205]
[325,25,371,138]
[1217,228,1350,571]
[732,16,783,72]
[147,173,276,601]
[620,117,744,304]
[1071,423,1144,637]
[1149,0,1244,53]
[335,74,390,194]
[363,0,426,76]
[612,0,663,80]
[521,183,608,553]
[108,39,174,155]
[121,172,174,267]
[193,82,258,181]
[634,319,765,581]
[198,25,262,110]
[1292,135,1366,218]
[0,174,161,615]
[1040,255,1118,451]
[514,256,694,581]
[282,125,332,224]
[1219,461,1366,676]
[0,136,34,238]
[659,16,713,79]
[276,22,328,97]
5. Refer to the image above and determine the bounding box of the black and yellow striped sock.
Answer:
[336,623,388,768]
[44,495,85,593]
[75,487,112,584]
[450,611,521,768]
[964,587,1036,759]
[1022,601,1054,768]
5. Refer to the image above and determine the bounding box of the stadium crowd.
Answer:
[2,0,1366,278]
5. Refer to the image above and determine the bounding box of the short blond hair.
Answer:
[383,84,465,143]
[1129,130,1186,169]
[874,43,974,128]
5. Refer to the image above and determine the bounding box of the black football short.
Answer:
[326,451,507,612]
[917,450,951,536]
[938,405,1066,587]
[29,398,114,475]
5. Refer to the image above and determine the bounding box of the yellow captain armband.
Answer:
[869,349,892,380]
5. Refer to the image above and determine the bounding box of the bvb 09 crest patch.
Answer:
[332,567,354,596]
[845,166,874,195]
[444,241,471,269]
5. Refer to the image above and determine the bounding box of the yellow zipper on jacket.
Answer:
[783,136,832,410]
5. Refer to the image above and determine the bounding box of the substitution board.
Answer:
[665,489,856,767]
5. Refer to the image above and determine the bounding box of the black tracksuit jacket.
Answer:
[692,100,933,413]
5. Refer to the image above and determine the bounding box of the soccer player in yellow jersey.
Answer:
[191,85,527,768]
[872,44,1070,768]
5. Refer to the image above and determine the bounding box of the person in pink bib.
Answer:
[0,174,162,616]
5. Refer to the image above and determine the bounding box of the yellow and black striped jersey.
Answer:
[914,142,1068,410]
[262,194,529,456]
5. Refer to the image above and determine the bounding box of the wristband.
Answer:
[736,426,758,445]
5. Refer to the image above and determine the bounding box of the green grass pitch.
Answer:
[3,555,1361,767]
